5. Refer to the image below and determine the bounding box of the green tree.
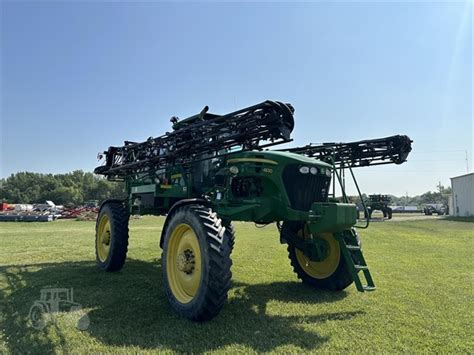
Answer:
[0,171,125,205]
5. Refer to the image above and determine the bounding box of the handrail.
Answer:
[331,154,370,229]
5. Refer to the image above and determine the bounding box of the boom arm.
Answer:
[286,135,413,168]
[95,100,295,179]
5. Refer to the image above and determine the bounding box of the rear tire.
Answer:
[283,222,355,291]
[162,205,233,321]
[95,202,129,272]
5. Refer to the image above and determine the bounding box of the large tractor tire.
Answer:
[95,202,129,272]
[162,205,233,321]
[283,222,355,291]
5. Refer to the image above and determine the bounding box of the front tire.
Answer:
[162,205,233,321]
[95,202,129,272]
[283,222,354,291]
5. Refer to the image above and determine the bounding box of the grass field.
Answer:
[1,216,473,353]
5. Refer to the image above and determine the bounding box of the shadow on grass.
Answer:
[441,216,474,223]
[0,259,362,353]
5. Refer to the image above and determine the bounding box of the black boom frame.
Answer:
[95,101,295,180]
[286,135,413,168]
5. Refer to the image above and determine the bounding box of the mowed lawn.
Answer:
[0,216,472,353]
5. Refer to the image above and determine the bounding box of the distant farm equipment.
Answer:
[364,195,393,219]
[0,201,99,222]
[0,201,60,222]
[61,206,99,220]
[423,204,447,216]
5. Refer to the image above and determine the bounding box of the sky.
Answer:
[1,1,472,196]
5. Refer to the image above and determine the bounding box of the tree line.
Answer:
[0,170,451,207]
[0,171,126,206]
[388,185,451,207]
[350,184,451,207]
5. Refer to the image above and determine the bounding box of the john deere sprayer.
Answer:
[364,194,393,219]
[94,101,412,321]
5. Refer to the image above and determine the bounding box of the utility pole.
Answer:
[466,150,469,172]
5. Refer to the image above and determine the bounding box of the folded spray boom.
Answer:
[285,135,412,168]
[95,101,295,179]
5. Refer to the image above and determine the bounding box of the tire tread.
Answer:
[163,205,234,321]
[95,202,129,272]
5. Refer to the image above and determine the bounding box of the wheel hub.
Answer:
[102,231,111,245]
[166,223,203,304]
[96,214,112,262]
[176,249,195,274]
[295,231,340,279]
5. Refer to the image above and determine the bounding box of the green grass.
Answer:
[1,217,473,353]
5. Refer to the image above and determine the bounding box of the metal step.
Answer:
[346,244,361,251]
[336,230,375,293]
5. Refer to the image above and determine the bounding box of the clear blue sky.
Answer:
[1,1,472,196]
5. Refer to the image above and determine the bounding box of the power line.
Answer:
[409,159,467,162]
[413,150,468,154]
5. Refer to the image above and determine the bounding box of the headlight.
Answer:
[299,166,310,174]
[325,169,332,177]
[310,167,318,175]
[229,166,239,174]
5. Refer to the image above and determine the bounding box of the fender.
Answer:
[159,198,210,248]
[98,199,127,213]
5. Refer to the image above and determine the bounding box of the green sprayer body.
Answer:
[126,150,357,235]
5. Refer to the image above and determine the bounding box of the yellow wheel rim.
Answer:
[166,223,202,304]
[295,227,340,279]
[96,214,111,262]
